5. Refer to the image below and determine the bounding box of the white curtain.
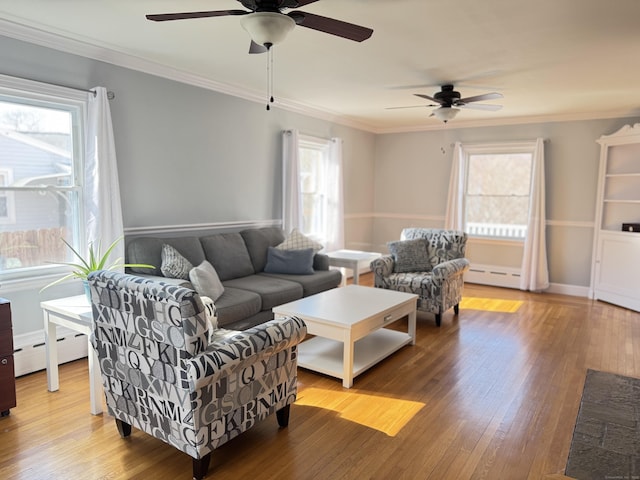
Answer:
[282,129,302,233]
[520,138,549,291]
[84,87,125,267]
[325,138,344,252]
[281,130,344,252]
[444,141,465,230]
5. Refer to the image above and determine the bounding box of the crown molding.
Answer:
[1,18,638,136]
[0,18,377,133]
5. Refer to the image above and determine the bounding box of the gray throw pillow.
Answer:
[160,244,193,279]
[388,238,431,273]
[264,246,315,275]
[189,261,225,302]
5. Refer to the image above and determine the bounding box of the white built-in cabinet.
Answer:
[591,124,640,312]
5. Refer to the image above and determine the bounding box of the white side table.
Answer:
[41,295,103,415]
[326,249,382,285]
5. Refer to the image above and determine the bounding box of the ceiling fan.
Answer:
[146,0,374,54]
[389,84,503,123]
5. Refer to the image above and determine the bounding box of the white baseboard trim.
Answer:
[13,327,88,377]
[546,283,590,298]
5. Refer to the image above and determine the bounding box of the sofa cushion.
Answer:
[240,227,286,272]
[127,236,205,276]
[161,244,194,279]
[200,233,255,281]
[189,261,225,301]
[277,228,323,253]
[223,274,303,310]
[213,287,262,328]
[264,247,315,275]
[261,269,342,297]
[388,238,431,273]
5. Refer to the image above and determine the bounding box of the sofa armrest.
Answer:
[431,258,470,281]
[186,316,307,390]
[313,253,330,270]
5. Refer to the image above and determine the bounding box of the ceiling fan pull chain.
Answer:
[266,47,271,110]
[270,47,275,105]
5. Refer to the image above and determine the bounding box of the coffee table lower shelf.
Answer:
[297,328,412,386]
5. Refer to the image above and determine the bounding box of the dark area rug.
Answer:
[565,369,640,480]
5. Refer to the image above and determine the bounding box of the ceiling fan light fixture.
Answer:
[433,106,460,123]
[240,12,295,48]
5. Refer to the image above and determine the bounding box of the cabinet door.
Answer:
[594,232,640,312]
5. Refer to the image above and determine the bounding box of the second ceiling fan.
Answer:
[390,85,504,123]
[146,0,374,53]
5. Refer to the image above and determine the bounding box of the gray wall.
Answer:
[0,34,376,335]
[373,118,640,289]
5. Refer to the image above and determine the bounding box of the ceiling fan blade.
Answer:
[292,0,321,6]
[288,11,373,42]
[414,93,445,105]
[458,92,503,103]
[386,105,436,110]
[458,103,503,111]
[249,40,268,54]
[146,10,248,22]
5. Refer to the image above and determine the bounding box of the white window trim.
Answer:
[0,74,88,284]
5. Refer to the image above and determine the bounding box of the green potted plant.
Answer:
[41,236,154,300]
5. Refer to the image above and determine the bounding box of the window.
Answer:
[0,77,86,280]
[462,143,535,239]
[298,136,331,241]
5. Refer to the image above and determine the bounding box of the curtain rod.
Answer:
[1,73,115,99]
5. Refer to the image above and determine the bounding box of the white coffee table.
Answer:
[326,249,382,285]
[273,285,417,388]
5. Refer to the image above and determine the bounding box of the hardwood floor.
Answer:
[1,275,638,479]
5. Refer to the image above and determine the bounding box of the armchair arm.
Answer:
[431,258,470,281]
[186,316,307,390]
[370,255,395,278]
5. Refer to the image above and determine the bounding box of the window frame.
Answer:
[0,74,88,284]
[460,141,536,242]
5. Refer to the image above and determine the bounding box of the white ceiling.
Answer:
[1,0,639,133]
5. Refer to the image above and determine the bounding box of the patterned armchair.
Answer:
[87,271,307,480]
[370,228,470,326]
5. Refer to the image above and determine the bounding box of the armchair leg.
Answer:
[454,303,460,315]
[193,454,211,480]
[115,419,131,438]
[435,313,442,327]
[276,404,291,427]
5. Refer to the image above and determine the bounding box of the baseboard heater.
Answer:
[12,327,88,377]
[465,264,521,289]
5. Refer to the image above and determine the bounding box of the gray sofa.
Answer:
[126,226,342,330]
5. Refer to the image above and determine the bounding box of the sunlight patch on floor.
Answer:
[295,387,424,437]
[460,297,523,313]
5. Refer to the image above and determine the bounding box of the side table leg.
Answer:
[352,262,360,285]
[87,338,103,415]
[43,312,59,392]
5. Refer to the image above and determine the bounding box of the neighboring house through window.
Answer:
[0,78,86,280]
